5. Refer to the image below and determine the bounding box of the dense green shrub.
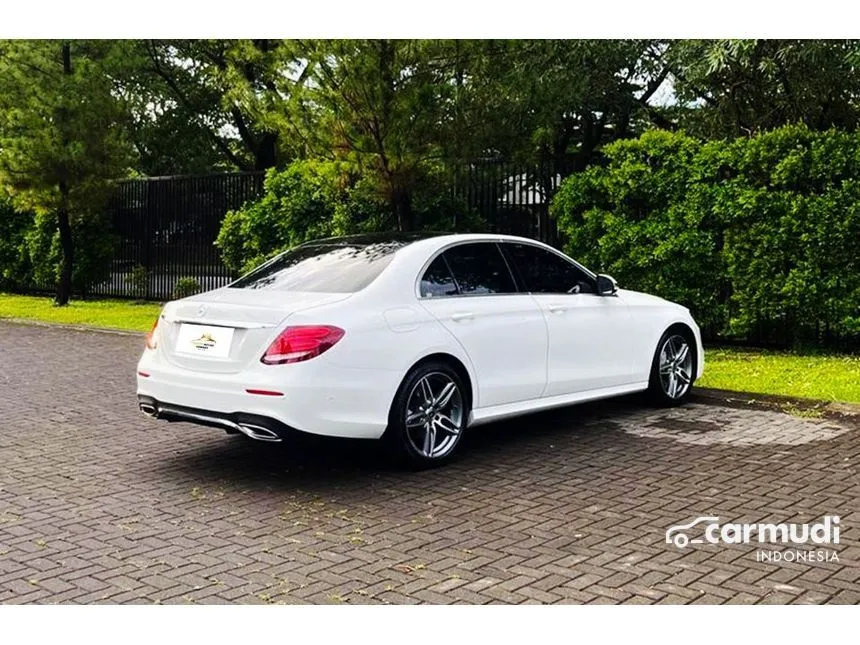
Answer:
[172,276,201,300]
[551,125,860,348]
[25,211,117,296]
[127,264,149,299]
[0,203,117,296]
[216,159,484,275]
[216,160,387,274]
[0,199,33,290]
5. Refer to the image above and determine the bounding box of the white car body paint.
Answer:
[137,233,704,441]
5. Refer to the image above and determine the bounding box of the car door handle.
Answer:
[547,304,567,314]
[451,312,475,322]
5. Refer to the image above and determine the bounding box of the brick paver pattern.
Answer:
[1,322,858,604]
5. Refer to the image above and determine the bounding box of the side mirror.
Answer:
[596,274,618,296]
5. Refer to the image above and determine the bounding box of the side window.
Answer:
[420,255,459,297]
[504,243,596,294]
[442,243,517,295]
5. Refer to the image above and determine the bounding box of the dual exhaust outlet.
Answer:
[139,401,282,442]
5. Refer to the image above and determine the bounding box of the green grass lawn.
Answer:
[699,346,860,404]
[1,292,858,403]
[0,293,161,332]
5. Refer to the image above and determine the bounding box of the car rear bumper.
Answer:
[138,395,297,442]
[136,350,397,440]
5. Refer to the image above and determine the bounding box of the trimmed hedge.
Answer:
[551,125,860,348]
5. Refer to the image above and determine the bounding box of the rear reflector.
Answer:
[138,371,150,378]
[261,325,345,365]
[245,388,284,397]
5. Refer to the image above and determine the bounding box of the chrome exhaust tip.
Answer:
[237,423,282,442]
[139,402,158,418]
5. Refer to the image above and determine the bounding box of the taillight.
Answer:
[261,325,345,365]
[145,317,159,350]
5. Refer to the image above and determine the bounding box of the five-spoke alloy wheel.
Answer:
[648,329,696,406]
[658,334,693,400]
[387,361,469,467]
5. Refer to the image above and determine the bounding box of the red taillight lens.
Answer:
[261,325,345,365]
[145,317,159,350]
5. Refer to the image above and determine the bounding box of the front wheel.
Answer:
[648,329,695,406]
[385,362,469,468]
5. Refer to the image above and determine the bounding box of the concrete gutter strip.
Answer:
[0,317,141,337]
[692,387,859,417]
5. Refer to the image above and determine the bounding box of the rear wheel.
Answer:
[648,328,695,406]
[385,361,469,468]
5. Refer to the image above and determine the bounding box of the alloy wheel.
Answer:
[404,372,464,459]
[658,334,693,399]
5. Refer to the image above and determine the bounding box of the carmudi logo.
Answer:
[665,515,841,563]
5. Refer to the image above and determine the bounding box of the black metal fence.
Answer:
[75,161,566,300]
[454,160,564,246]
[93,172,264,300]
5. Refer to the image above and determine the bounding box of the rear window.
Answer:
[229,242,401,292]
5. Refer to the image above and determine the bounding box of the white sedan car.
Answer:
[137,233,703,466]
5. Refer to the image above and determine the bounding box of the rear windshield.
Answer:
[229,242,401,292]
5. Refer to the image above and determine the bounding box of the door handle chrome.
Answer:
[548,304,567,314]
[451,312,475,322]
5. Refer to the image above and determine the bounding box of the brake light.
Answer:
[261,325,345,365]
[145,317,159,350]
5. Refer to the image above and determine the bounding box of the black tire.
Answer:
[384,360,470,468]
[647,327,696,407]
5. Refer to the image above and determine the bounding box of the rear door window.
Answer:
[441,243,517,295]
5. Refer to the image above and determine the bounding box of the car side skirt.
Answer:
[469,382,649,426]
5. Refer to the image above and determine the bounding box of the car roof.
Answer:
[298,232,447,247]
[299,231,547,249]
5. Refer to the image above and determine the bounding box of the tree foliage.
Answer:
[270,39,671,228]
[0,40,129,303]
[667,39,860,137]
[456,40,670,167]
[276,40,463,231]
[552,125,860,348]
[118,39,298,174]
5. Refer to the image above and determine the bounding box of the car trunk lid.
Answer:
[159,288,350,373]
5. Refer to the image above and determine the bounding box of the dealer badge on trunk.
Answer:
[191,333,217,351]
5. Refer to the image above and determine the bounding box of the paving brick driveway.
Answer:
[1,321,858,604]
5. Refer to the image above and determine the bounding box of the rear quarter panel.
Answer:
[284,287,480,412]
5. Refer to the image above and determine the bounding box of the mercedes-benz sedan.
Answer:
[137,233,703,467]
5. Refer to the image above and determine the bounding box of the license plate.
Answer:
[176,324,234,358]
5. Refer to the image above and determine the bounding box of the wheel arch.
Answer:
[658,321,699,381]
[403,352,475,410]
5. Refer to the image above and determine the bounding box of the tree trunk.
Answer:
[571,112,605,172]
[55,42,74,306]
[392,185,413,232]
[254,132,278,170]
[56,183,74,306]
